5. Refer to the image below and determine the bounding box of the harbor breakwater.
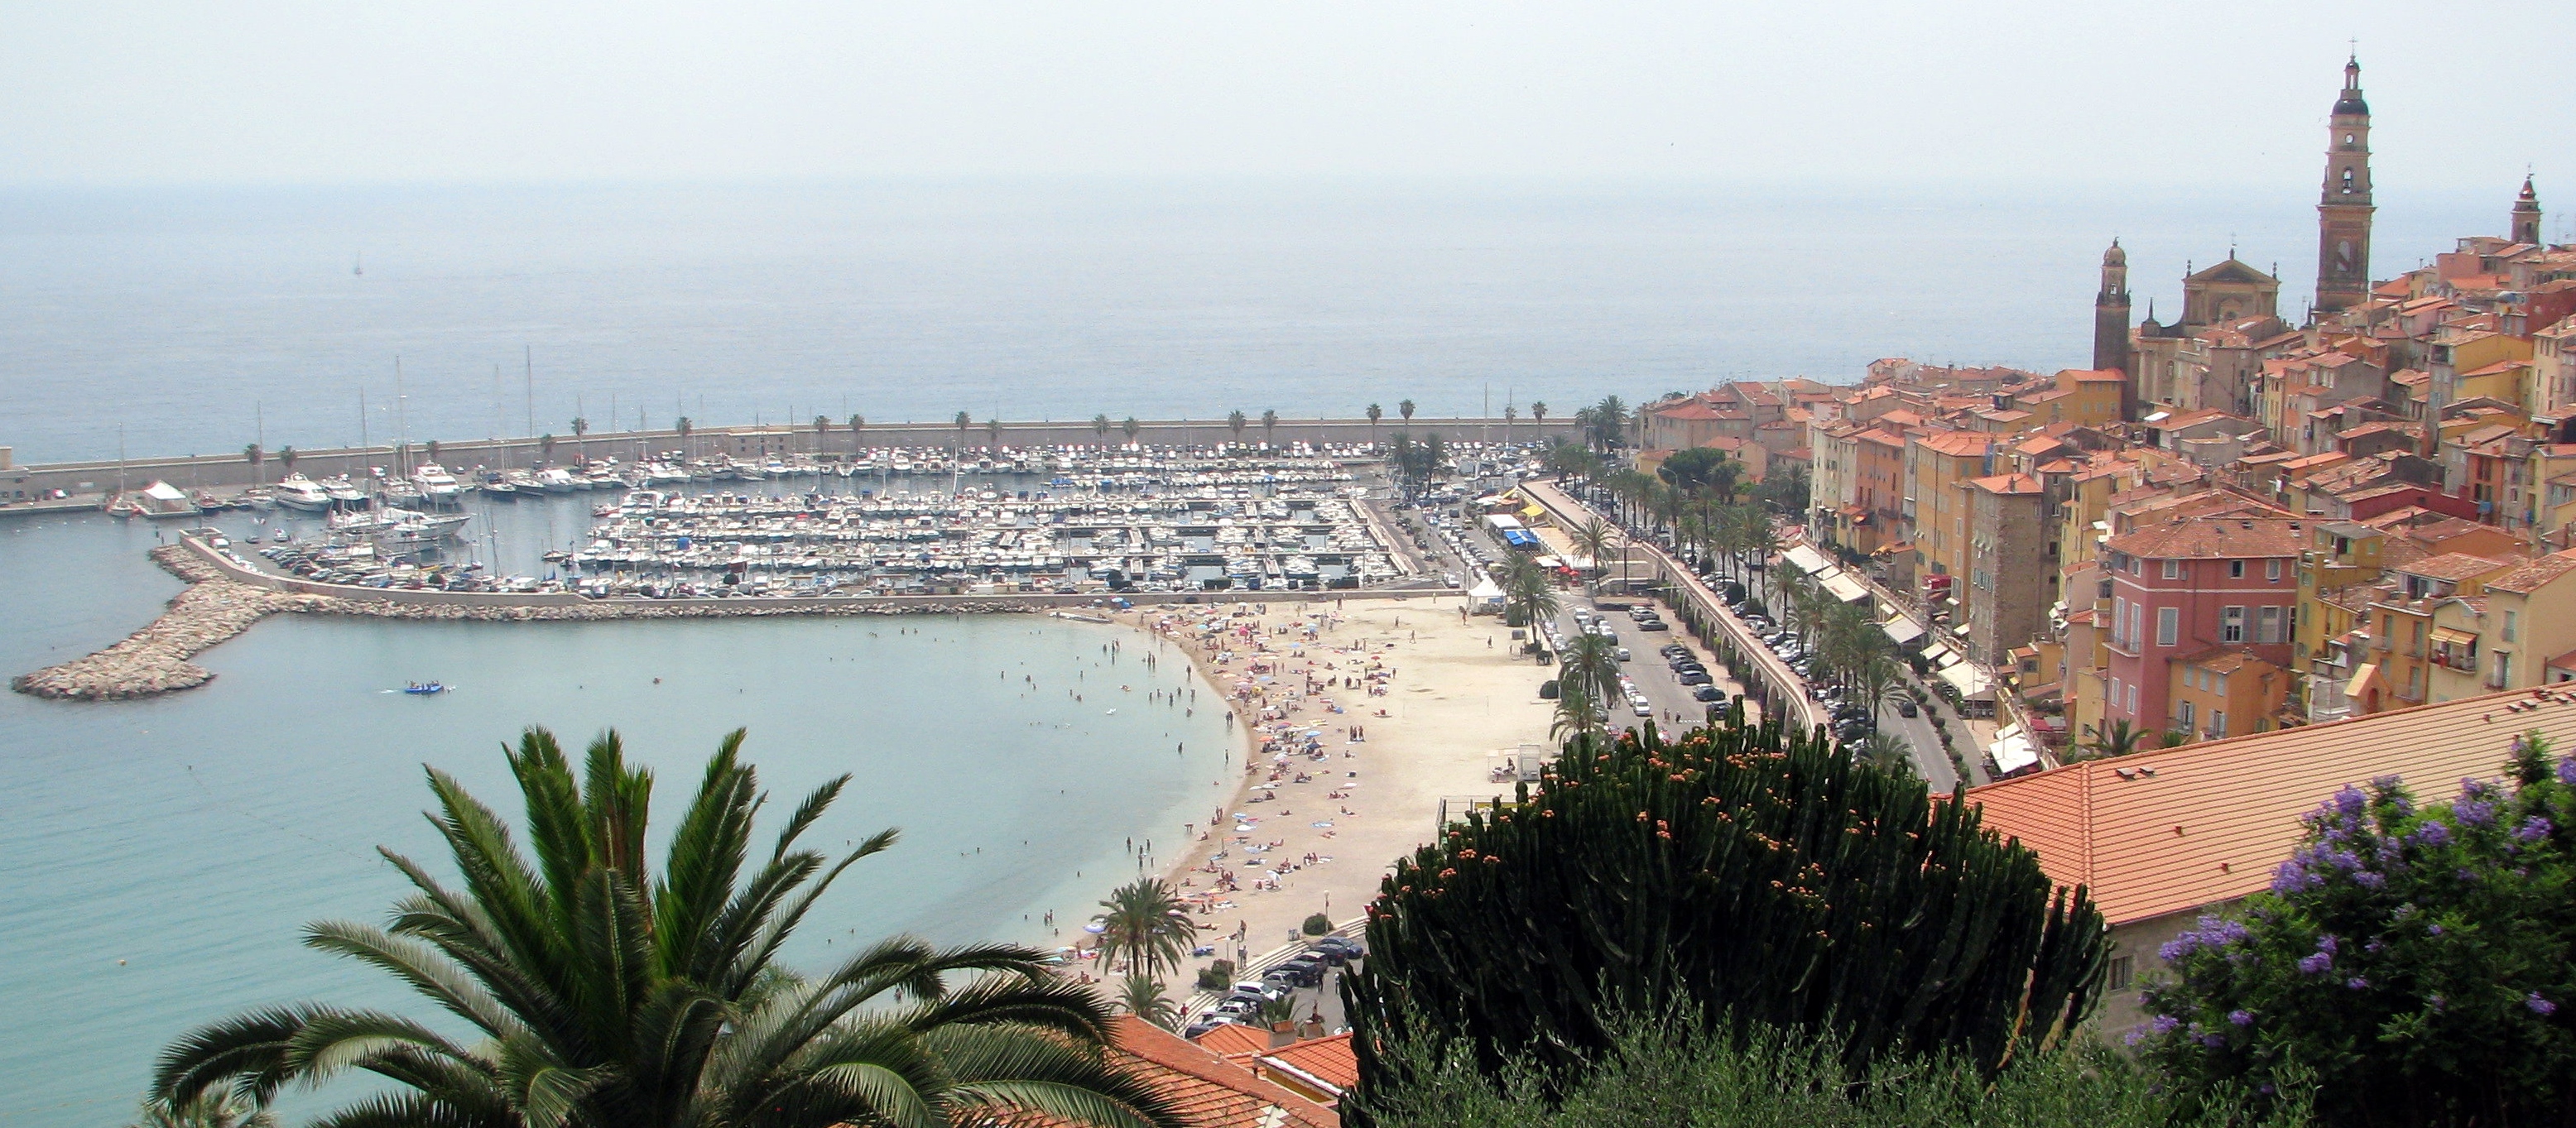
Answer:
[12,538,1397,701]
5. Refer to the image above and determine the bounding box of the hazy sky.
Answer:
[2,2,2563,192]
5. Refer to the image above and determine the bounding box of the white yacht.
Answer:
[275,474,334,512]
[536,468,579,492]
[411,463,464,506]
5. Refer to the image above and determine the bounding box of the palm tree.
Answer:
[986,416,1002,449]
[1857,731,1916,777]
[954,410,972,457]
[1854,655,1910,731]
[675,415,694,458]
[1365,403,1383,448]
[128,1088,272,1128]
[1115,975,1181,1033]
[1560,632,1622,714]
[276,446,297,478]
[539,433,557,463]
[1529,401,1548,437]
[1502,555,1559,644]
[1092,414,1112,446]
[571,415,589,462]
[423,439,440,466]
[813,414,830,454]
[154,727,1181,1128]
[243,443,264,485]
[1501,403,1516,444]
[1259,408,1278,447]
[1225,410,1247,445]
[847,413,865,456]
[1397,399,1415,425]
[2083,718,2148,761]
[1571,516,1614,594]
[1551,681,1603,742]
[1120,417,1141,442]
[1094,877,1196,979]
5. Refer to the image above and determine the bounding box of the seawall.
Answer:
[0,415,1575,505]
[12,536,1445,702]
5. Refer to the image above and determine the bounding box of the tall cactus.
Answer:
[1343,708,2105,1116]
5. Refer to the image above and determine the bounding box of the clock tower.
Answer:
[2314,55,2375,314]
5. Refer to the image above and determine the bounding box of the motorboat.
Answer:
[323,477,370,507]
[412,463,464,506]
[276,474,334,511]
[536,468,579,492]
[401,682,449,695]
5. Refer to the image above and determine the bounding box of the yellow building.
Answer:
[2424,550,2576,703]
[2355,552,2516,714]
[1904,430,1997,614]
[2166,647,2291,741]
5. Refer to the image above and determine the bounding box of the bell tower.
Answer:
[2512,175,2542,245]
[2314,55,2375,314]
[2093,239,2132,376]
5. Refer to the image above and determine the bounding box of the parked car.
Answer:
[1678,670,1713,685]
[1312,936,1367,961]
[1692,684,1724,702]
[1639,621,1670,631]
[1898,700,1920,718]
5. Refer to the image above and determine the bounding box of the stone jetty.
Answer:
[10,545,1074,701]
[10,548,323,700]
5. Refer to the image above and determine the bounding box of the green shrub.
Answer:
[1354,1014,2306,1128]
[1302,913,1334,936]
[1195,959,1237,992]
[2134,733,2576,1126]
[1343,713,2106,1101]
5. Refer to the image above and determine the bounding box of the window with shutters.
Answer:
[2222,606,2247,643]
[2156,607,2180,647]
[2259,606,2282,645]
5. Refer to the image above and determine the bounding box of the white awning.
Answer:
[1988,725,2041,774]
[1880,617,1926,646]
[1468,579,1505,602]
[1921,642,1964,670]
[1819,571,1871,604]
[142,480,189,501]
[1937,661,1995,699]
[1784,545,1834,575]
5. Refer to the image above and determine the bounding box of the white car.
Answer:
[1632,700,1656,717]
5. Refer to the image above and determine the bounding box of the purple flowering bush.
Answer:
[2132,733,2576,1126]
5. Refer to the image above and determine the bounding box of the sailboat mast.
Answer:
[524,345,535,448]
[395,358,409,477]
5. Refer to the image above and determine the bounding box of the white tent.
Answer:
[1784,544,1834,576]
[1987,724,2042,775]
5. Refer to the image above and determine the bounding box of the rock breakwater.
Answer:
[15,545,1070,701]
[11,547,324,699]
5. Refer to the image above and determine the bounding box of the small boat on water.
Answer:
[276,474,334,511]
[402,682,449,695]
[413,463,464,506]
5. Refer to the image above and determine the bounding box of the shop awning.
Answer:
[1819,571,1871,604]
[2430,626,2479,647]
[1783,545,1834,575]
[1921,642,1964,670]
[1937,661,1995,699]
[1987,725,2042,775]
[1880,617,1926,646]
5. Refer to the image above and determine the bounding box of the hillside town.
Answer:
[1631,58,2576,775]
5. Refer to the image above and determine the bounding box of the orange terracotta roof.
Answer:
[2107,516,2305,559]
[1915,432,1997,458]
[1193,1023,1273,1057]
[1006,1017,1338,1128]
[2484,549,2576,595]
[1968,473,2044,495]
[1966,687,2576,926]
[2398,552,2514,583]
[1247,1034,1358,1099]
[2067,368,2129,382]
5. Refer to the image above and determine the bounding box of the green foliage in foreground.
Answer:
[2135,732,2576,1127]
[1355,1015,2309,1128]
[1343,712,2106,1100]
[154,727,1182,1128]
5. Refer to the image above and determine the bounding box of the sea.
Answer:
[0,178,2509,1124]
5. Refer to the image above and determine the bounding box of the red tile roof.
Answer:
[1005,1017,1338,1128]
[1967,687,2576,926]
[2106,516,2305,559]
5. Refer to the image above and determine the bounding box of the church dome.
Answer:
[2103,239,2127,266]
[2333,93,2370,116]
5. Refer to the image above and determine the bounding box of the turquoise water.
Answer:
[0,512,1230,1126]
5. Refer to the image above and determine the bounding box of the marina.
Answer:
[150,441,1532,599]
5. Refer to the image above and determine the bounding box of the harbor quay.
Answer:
[0,415,1573,509]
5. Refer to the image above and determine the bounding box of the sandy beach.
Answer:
[1087,593,1556,997]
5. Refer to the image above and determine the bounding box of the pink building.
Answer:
[2101,516,2305,735]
